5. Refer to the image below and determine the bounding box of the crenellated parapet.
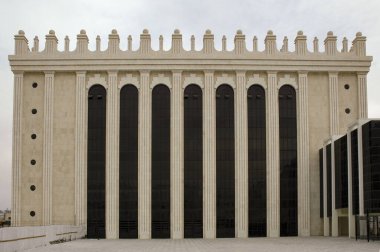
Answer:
[9,28,372,73]
[11,28,369,57]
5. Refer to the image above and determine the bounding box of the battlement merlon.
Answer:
[9,29,372,73]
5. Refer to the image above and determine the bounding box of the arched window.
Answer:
[184,84,203,238]
[216,84,235,238]
[247,85,266,237]
[151,84,171,238]
[119,85,138,238]
[87,84,106,239]
[279,85,297,236]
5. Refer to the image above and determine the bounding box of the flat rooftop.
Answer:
[25,237,380,252]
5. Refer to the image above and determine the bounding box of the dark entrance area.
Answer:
[216,84,235,238]
[248,85,267,237]
[119,85,138,238]
[151,84,171,238]
[184,84,203,238]
[279,85,297,236]
[87,84,106,238]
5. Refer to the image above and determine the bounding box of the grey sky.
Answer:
[0,0,379,210]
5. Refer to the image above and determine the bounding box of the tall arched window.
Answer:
[119,85,138,238]
[151,84,171,238]
[279,85,297,236]
[247,85,266,237]
[216,84,235,238]
[87,84,106,239]
[184,84,203,238]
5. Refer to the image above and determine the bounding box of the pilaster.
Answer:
[297,72,310,236]
[139,70,151,239]
[235,71,248,238]
[204,70,216,238]
[75,71,86,226]
[329,72,339,136]
[12,71,24,226]
[171,70,183,239]
[267,71,280,237]
[106,71,119,239]
[43,71,54,225]
[357,73,368,119]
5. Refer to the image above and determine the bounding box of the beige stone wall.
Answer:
[21,73,44,226]
[308,72,330,235]
[52,72,76,225]
[338,73,359,134]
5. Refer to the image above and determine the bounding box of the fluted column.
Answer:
[171,70,183,239]
[43,71,54,226]
[357,73,368,119]
[204,70,216,238]
[267,71,280,237]
[297,72,310,236]
[139,71,151,239]
[235,71,248,238]
[106,71,118,239]
[12,71,23,226]
[329,72,339,136]
[75,71,86,226]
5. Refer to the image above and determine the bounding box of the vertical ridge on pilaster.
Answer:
[235,71,248,238]
[106,71,118,239]
[75,71,86,226]
[297,72,310,236]
[203,71,216,238]
[138,71,151,239]
[12,72,23,226]
[357,73,368,119]
[267,71,279,237]
[43,72,54,226]
[329,72,339,135]
[171,71,183,239]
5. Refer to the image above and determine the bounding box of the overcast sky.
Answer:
[0,0,380,210]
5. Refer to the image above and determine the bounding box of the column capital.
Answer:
[298,71,308,76]
[235,70,246,76]
[357,71,368,76]
[204,70,214,75]
[267,70,278,75]
[328,71,339,77]
[76,71,86,76]
[107,70,118,75]
[44,71,55,75]
[139,70,150,75]
[172,70,183,75]
[12,70,24,75]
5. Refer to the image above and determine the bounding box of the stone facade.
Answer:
[8,29,372,239]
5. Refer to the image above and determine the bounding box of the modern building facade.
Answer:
[8,29,372,239]
[320,119,380,238]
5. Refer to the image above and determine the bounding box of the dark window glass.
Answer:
[351,130,359,215]
[32,109,37,114]
[248,85,266,237]
[152,84,170,238]
[119,85,138,238]
[31,134,37,139]
[32,82,38,88]
[363,120,380,213]
[334,135,348,209]
[279,85,297,236]
[87,85,106,239]
[184,84,203,238]
[344,84,350,90]
[31,160,36,165]
[327,144,332,217]
[319,148,324,218]
[30,211,35,217]
[216,84,235,238]
[30,185,36,191]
